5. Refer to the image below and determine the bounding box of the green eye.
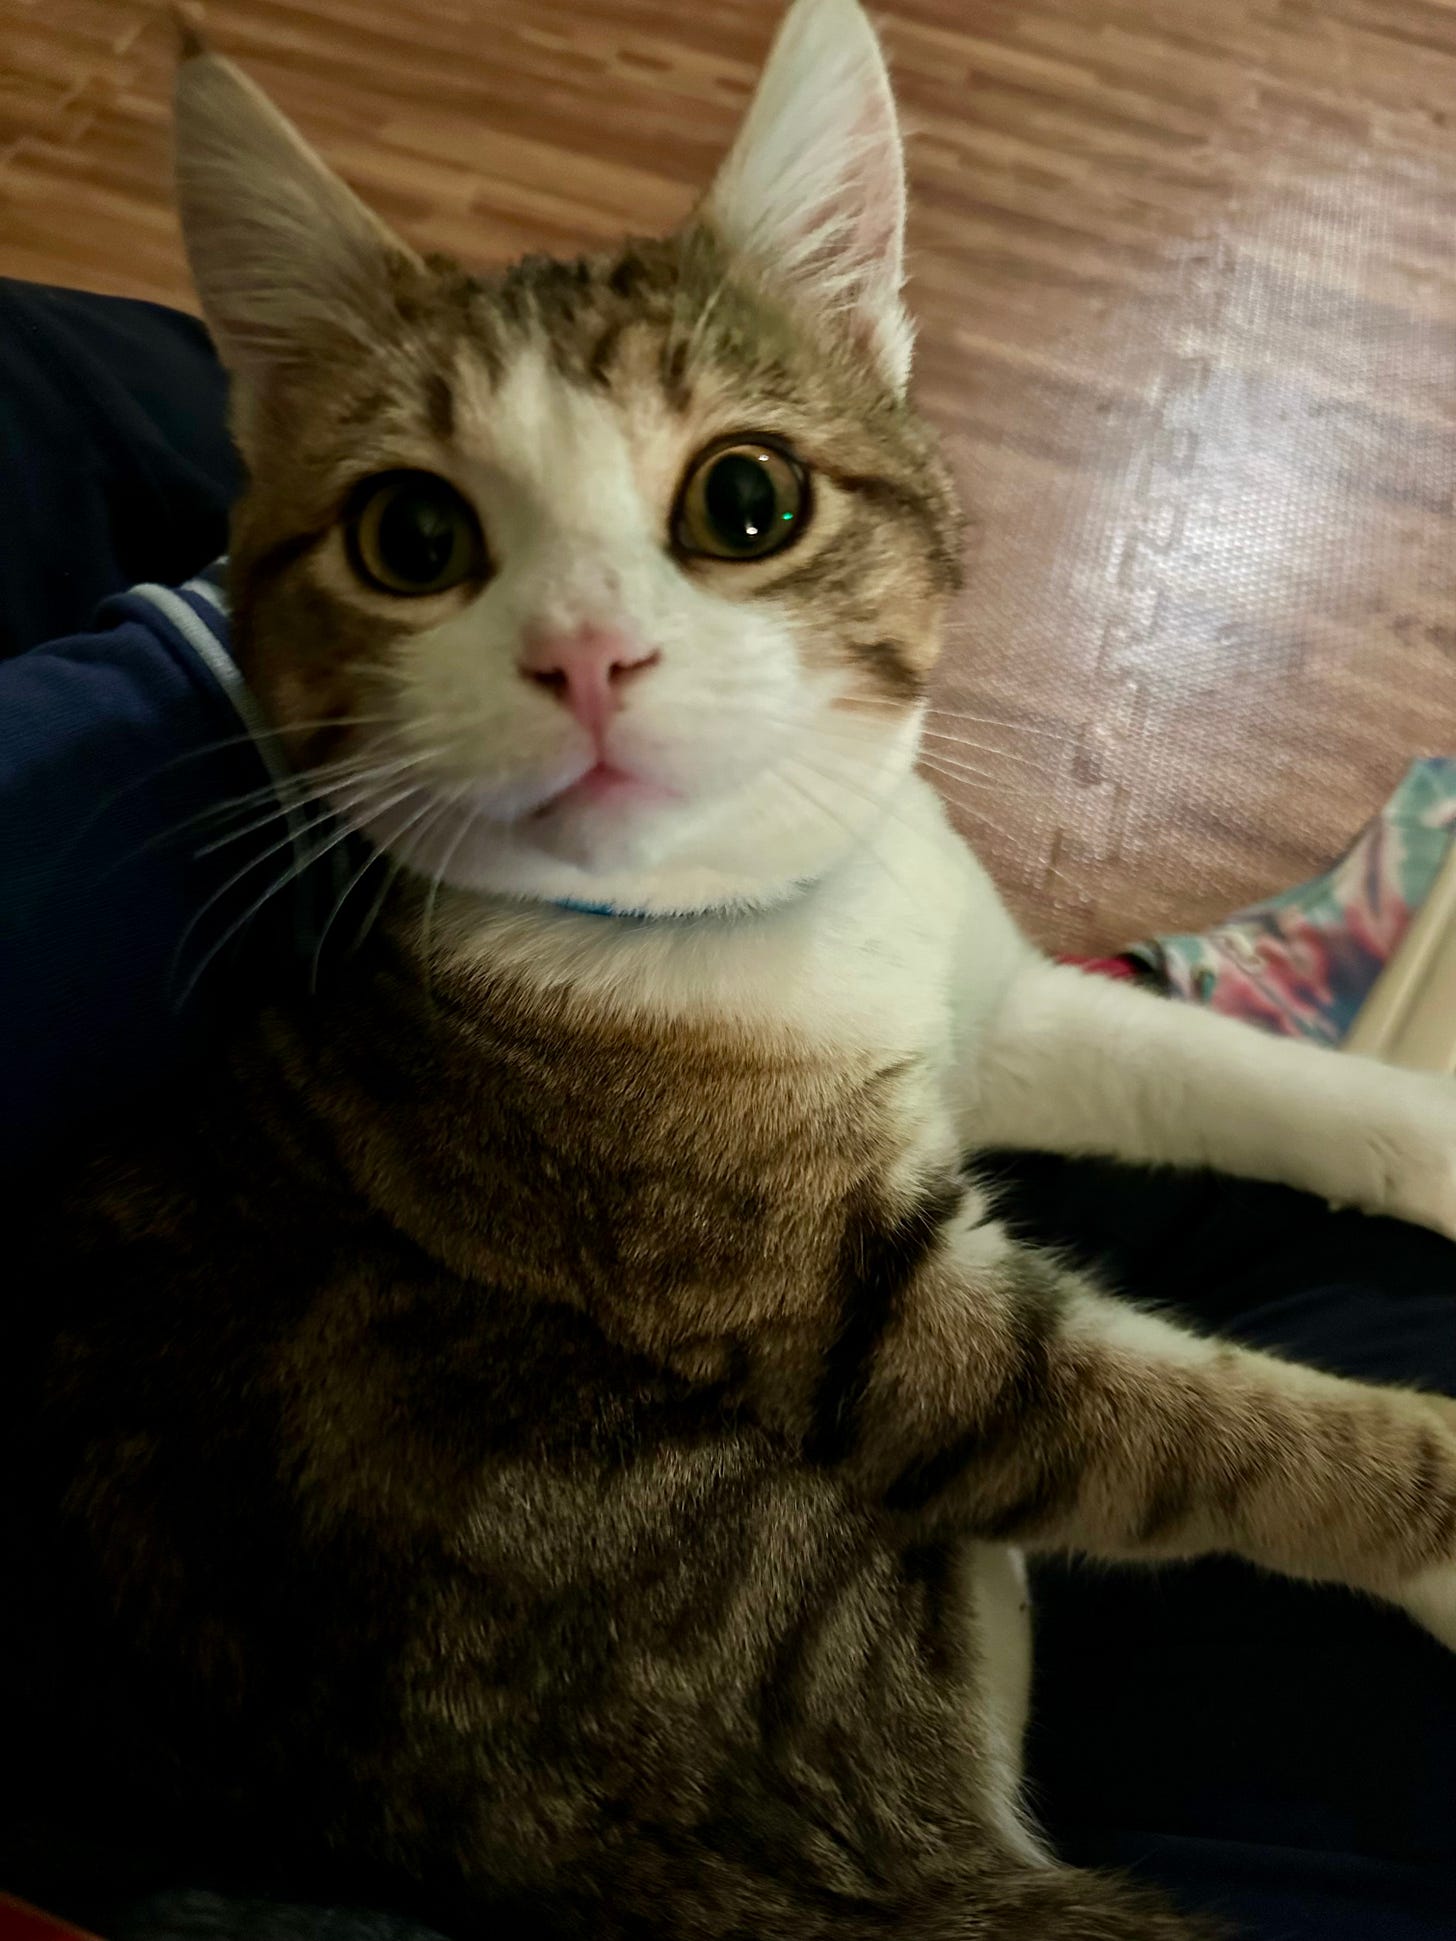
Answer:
[347,471,487,596]
[674,440,809,561]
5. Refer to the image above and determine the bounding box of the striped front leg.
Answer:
[821,1187,1456,1643]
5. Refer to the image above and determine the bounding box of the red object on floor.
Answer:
[0,1897,99,1941]
[1059,953,1141,982]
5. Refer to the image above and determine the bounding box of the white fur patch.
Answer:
[332,339,931,911]
[968,1543,1047,1866]
[1060,1297,1226,1371]
[1395,1561,1456,1650]
[706,0,914,390]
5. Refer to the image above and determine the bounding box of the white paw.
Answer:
[1356,1068,1456,1241]
[1395,1562,1456,1651]
[1388,1149,1456,1243]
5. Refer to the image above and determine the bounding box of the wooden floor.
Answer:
[4,0,1456,951]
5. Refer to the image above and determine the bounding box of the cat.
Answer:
[6,2,1456,1937]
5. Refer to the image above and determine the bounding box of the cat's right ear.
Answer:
[173,46,420,407]
[703,0,913,392]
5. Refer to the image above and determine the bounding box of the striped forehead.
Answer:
[454,341,684,541]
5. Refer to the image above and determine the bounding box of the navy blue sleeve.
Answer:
[0,577,274,1165]
[0,280,240,657]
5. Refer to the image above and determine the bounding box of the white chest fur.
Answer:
[448,775,1038,1117]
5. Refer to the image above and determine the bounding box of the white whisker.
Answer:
[192,746,440,859]
[307,788,451,993]
[169,772,429,1006]
[847,693,1066,745]
[916,728,1042,773]
[352,850,409,959]
[171,787,426,1015]
[419,787,484,986]
[775,759,920,904]
[310,845,385,993]
[111,744,419,875]
[915,751,998,790]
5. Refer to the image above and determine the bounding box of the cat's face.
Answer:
[175,0,961,914]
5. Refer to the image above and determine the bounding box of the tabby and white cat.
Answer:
[9,2,1456,1936]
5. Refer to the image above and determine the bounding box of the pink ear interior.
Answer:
[703,0,912,388]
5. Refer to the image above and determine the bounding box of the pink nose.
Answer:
[518,624,659,739]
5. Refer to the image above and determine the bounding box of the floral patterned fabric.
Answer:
[1122,759,1456,1044]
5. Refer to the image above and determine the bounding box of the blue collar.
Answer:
[550,883,810,923]
[551,897,661,922]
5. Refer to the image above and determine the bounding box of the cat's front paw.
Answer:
[1394,1561,1456,1651]
[1386,1149,1456,1243]
[1360,1071,1456,1242]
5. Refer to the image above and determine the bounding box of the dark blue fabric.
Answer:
[0,582,273,1164]
[0,280,239,657]
[993,1156,1456,1937]
[0,278,257,1161]
[2,278,1454,1939]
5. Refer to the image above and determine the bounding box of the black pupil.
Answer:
[704,452,785,552]
[377,481,462,584]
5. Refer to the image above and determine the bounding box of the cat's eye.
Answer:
[346,471,487,597]
[674,440,809,562]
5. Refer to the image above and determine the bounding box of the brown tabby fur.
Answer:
[6,912,1223,1940]
[13,25,1456,1941]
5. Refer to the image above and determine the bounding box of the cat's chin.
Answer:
[521,805,673,874]
[538,762,674,815]
[524,764,681,869]
[374,757,920,917]
[381,783,686,888]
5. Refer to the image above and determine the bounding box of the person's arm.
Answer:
[0,570,282,1165]
[0,279,240,658]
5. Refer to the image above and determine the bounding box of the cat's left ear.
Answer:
[704,0,912,392]
[172,41,422,415]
